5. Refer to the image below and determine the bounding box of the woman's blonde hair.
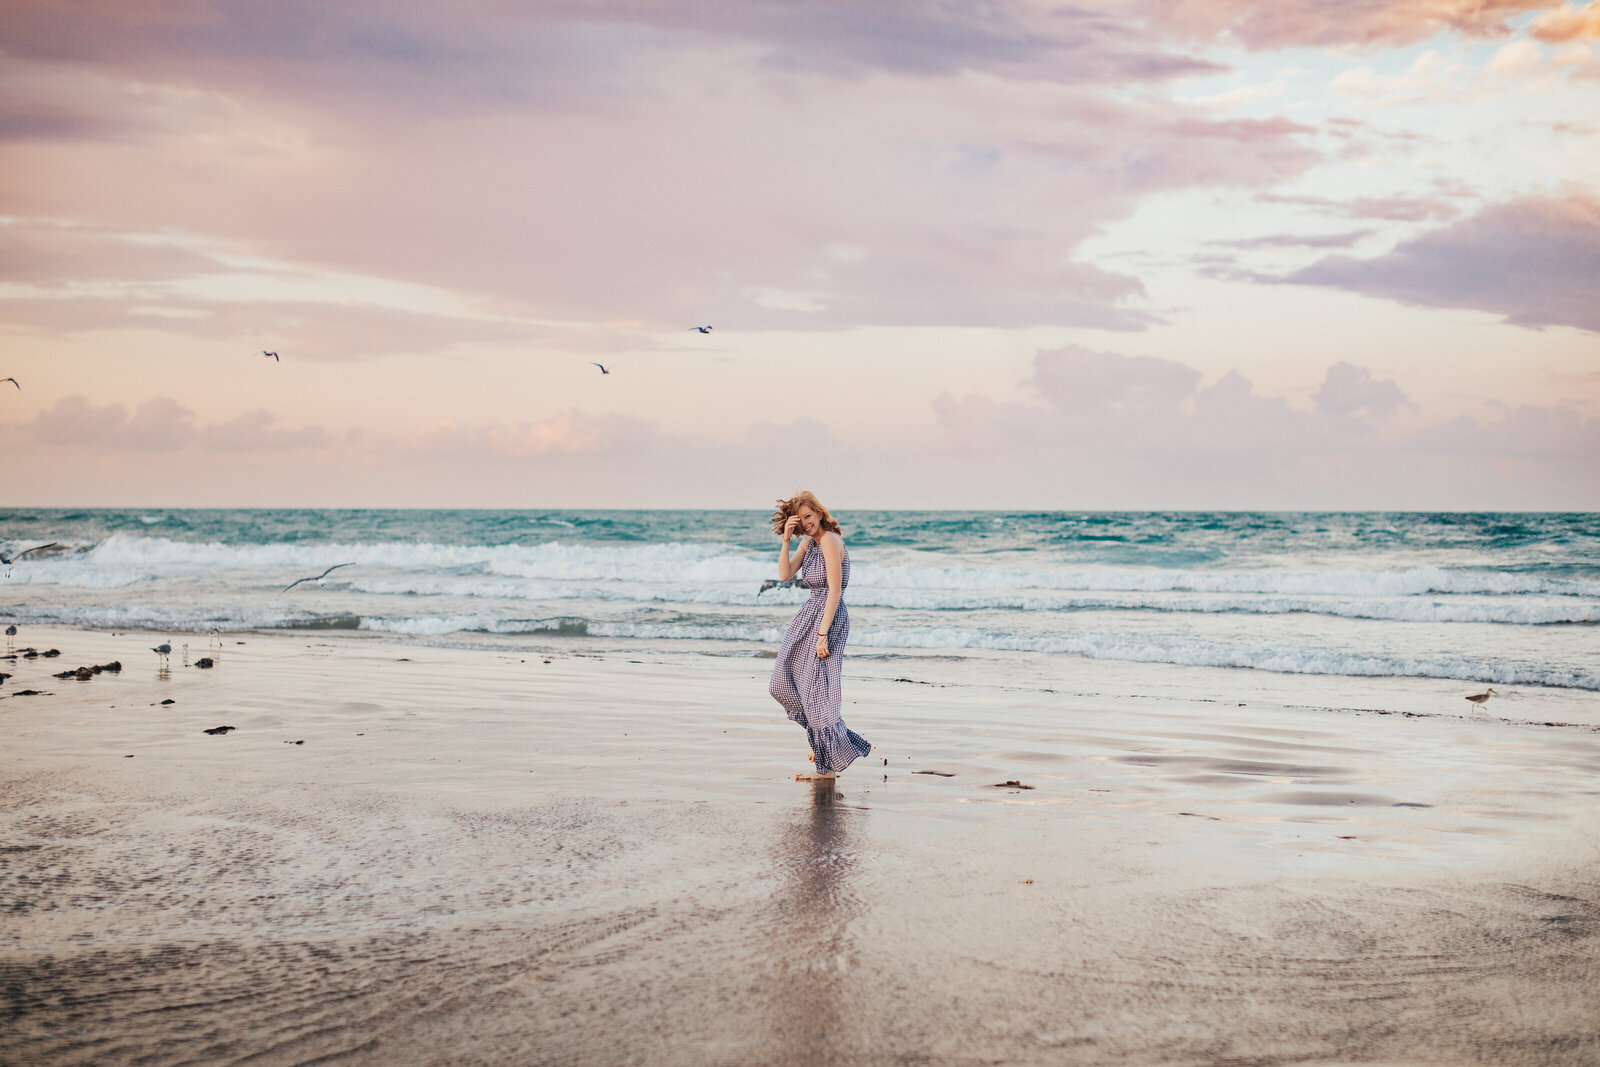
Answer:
[771,490,842,537]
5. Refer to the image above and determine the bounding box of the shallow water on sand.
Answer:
[3,628,1598,1065]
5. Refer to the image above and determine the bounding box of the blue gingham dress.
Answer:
[768,535,872,774]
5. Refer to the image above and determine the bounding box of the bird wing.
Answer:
[319,562,354,579]
[13,543,58,561]
[1,378,18,388]
[591,363,607,371]
[281,576,313,592]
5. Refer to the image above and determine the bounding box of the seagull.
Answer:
[4,624,16,637]
[209,627,222,649]
[260,351,280,361]
[758,577,801,595]
[1,377,18,389]
[591,363,611,375]
[282,562,354,593]
[0,543,56,566]
[152,642,172,667]
[1464,687,1495,710]
[689,326,713,334]
[2,542,57,576]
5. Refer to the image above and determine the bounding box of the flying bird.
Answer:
[689,326,713,334]
[1,378,18,390]
[259,351,280,361]
[2,543,57,575]
[758,577,801,595]
[591,363,611,375]
[1464,687,1495,709]
[281,562,354,593]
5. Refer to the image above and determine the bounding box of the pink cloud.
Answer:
[1531,2,1600,40]
[1153,0,1553,48]
[25,394,328,451]
[931,346,1596,507]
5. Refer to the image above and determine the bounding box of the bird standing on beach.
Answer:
[260,351,279,361]
[152,643,172,667]
[2,542,57,577]
[1464,687,1495,710]
[591,363,611,375]
[282,562,354,593]
[1,377,18,389]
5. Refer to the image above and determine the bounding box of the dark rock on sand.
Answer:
[203,726,235,735]
[195,657,215,669]
[991,780,1035,790]
[913,770,957,777]
[160,698,176,705]
[13,689,46,696]
[283,739,304,745]
[0,672,9,685]
[41,649,60,658]
[100,661,121,673]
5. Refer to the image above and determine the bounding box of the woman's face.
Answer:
[797,505,820,538]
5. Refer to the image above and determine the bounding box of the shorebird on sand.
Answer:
[1464,687,1495,710]
[152,642,172,667]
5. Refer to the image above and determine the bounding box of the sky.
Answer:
[1,0,1597,510]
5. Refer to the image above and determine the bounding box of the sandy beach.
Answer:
[3,625,1599,1066]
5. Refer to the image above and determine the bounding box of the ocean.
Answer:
[3,509,1597,696]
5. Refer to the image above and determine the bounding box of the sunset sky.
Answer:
[1,0,1596,509]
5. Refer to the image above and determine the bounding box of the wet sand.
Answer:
[3,627,1599,1066]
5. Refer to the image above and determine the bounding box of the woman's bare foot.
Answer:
[795,770,836,781]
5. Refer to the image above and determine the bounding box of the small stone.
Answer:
[194,657,214,669]
[100,661,122,673]
[41,649,60,658]
[160,698,176,705]
[203,726,235,735]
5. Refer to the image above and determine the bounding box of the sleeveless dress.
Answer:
[768,536,872,774]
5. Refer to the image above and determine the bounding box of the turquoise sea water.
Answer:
[2,509,1597,691]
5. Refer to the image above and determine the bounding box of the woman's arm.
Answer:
[815,533,843,658]
[777,515,809,580]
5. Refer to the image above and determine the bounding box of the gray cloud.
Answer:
[1288,191,1600,332]
[1311,362,1408,417]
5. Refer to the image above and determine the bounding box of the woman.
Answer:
[768,491,871,780]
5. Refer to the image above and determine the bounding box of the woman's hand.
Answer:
[784,515,802,539]
[816,633,830,659]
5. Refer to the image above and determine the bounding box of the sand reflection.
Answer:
[761,779,863,1056]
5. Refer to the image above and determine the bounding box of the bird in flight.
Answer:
[1,378,18,390]
[591,363,611,375]
[282,562,354,593]
[689,326,713,334]
[260,351,280,361]
[757,577,801,595]
[2,543,57,576]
